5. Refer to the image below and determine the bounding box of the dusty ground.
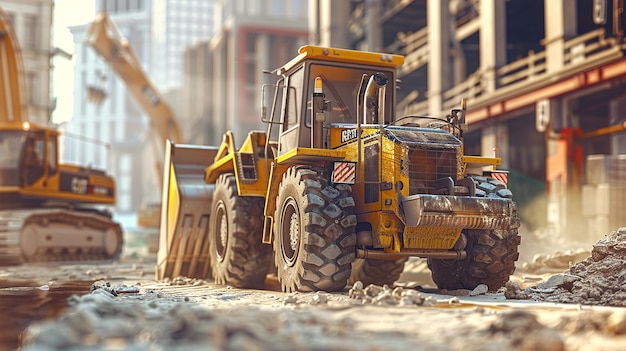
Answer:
[3,228,626,351]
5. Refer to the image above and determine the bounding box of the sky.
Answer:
[51,0,96,124]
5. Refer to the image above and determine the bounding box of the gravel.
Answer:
[506,227,626,307]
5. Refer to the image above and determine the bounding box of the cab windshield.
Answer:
[307,63,394,125]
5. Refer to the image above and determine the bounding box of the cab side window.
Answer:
[22,132,45,185]
[285,67,303,130]
[47,137,57,175]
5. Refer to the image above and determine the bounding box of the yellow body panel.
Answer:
[276,147,345,165]
[403,227,462,250]
[205,131,272,197]
[278,45,404,75]
[205,153,234,183]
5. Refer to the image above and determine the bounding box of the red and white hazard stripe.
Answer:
[332,162,356,184]
[490,171,509,188]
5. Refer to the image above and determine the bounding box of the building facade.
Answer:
[67,0,152,213]
[0,0,53,126]
[152,0,214,92]
[66,0,216,214]
[314,0,626,242]
[181,0,308,146]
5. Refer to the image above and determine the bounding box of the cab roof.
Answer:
[276,45,405,75]
[0,121,59,135]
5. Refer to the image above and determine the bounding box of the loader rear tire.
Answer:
[273,166,357,292]
[427,176,520,291]
[348,257,408,287]
[209,174,271,288]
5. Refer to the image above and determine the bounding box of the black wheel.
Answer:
[348,257,408,287]
[428,176,521,291]
[273,166,357,292]
[209,174,271,288]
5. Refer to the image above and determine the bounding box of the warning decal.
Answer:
[332,162,356,184]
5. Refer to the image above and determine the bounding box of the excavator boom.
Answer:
[85,12,183,144]
[0,8,27,123]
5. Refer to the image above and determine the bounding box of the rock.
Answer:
[423,296,438,306]
[504,281,529,300]
[364,284,385,297]
[469,284,488,296]
[536,274,565,289]
[310,292,328,305]
[283,294,298,305]
[348,281,364,300]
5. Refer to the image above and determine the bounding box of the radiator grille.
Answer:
[407,148,459,194]
[384,127,462,195]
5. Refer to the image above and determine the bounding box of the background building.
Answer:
[66,0,152,213]
[0,0,54,126]
[181,0,309,146]
[313,0,626,242]
[152,0,214,92]
[65,0,215,214]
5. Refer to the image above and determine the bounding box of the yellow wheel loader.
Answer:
[156,45,520,292]
[0,7,123,264]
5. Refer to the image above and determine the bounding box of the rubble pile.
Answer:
[348,281,437,306]
[347,281,489,306]
[507,228,626,307]
[19,285,335,351]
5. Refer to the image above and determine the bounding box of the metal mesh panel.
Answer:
[383,127,461,195]
[406,148,459,194]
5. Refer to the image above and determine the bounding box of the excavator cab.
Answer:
[0,123,58,190]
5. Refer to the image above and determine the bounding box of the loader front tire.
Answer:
[209,174,271,288]
[273,166,357,292]
[348,257,408,287]
[427,176,520,291]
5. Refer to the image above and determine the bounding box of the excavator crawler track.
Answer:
[0,209,123,265]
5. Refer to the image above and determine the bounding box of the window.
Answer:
[285,67,303,129]
[23,14,38,50]
[47,137,57,175]
[272,0,283,16]
[109,77,117,114]
[307,63,395,125]
[27,72,36,105]
[81,71,87,115]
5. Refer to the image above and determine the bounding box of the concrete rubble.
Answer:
[507,227,626,307]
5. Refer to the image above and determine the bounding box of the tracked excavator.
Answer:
[157,45,521,292]
[84,12,183,249]
[0,7,123,264]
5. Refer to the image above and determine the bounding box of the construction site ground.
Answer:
[2,227,626,351]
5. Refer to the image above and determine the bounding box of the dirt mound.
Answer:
[506,228,626,306]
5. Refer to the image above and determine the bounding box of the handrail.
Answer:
[497,50,546,75]
[564,28,619,65]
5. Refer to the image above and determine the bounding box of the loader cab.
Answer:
[263,46,402,157]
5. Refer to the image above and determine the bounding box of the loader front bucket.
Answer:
[155,141,217,280]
